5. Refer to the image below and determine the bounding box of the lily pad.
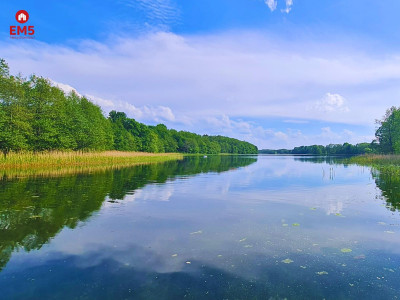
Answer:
[281,258,294,264]
[341,248,352,253]
[316,271,328,275]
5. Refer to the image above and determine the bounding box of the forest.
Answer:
[0,59,258,155]
[259,142,376,155]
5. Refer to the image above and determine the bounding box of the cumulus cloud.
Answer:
[281,0,293,13]
[313,93,350,113]
[50,80,82,97]
[265,0,277,12]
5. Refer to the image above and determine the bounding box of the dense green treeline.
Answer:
[0,59,257,155]
[259,142,375,155]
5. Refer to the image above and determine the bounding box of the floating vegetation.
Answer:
[300,266,307,269]
[190,230,203,235]
[281,258,294,264]
[282,224,289,227]
[316,271,328,275]
[186,261,191,264]
[171,254,178,257]
[341,248,353,253]
[244,245,253,248]
[384,231,395,234]
[335,213,342,216]
[239,238,247,242]
[292,223,300,227]
[217,255,222,257]
[384,267,395,273]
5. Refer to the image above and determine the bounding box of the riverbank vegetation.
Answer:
[0,59,257,157]
[0,151,183,176]
[259,142,375,155]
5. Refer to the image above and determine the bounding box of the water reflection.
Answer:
[0,156,257,271]
[2,155,400,299]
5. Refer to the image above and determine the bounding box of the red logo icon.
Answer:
[15,10,29,24]
[10,10,35,39]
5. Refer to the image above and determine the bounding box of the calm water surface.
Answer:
[1,155,400,299]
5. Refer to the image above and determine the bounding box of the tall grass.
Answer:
[0,151,183,177]
[349,154,400,175]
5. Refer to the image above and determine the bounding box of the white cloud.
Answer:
[50,80,82,97]
[312,93,350,113]
[86,94,115,107]
[283,119,309,124]
[3,31,400,147]
[281,0,293,13]
[265,0,277,11]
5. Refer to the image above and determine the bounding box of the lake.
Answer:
[1,155,400,299]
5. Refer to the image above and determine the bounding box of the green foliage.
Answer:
[259,142,376,155]
[375,106,400,154]
[0,59,258,155]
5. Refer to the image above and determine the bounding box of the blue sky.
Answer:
[2,0,400,148]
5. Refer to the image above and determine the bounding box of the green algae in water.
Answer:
[292,223,300,227]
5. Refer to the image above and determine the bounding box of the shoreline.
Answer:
[0,151,183,177]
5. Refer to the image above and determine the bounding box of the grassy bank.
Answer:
[348,154,400,175]
[0,151,183,177]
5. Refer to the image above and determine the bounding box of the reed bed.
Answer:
[0,151,183,177]
[348,154,400,175]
